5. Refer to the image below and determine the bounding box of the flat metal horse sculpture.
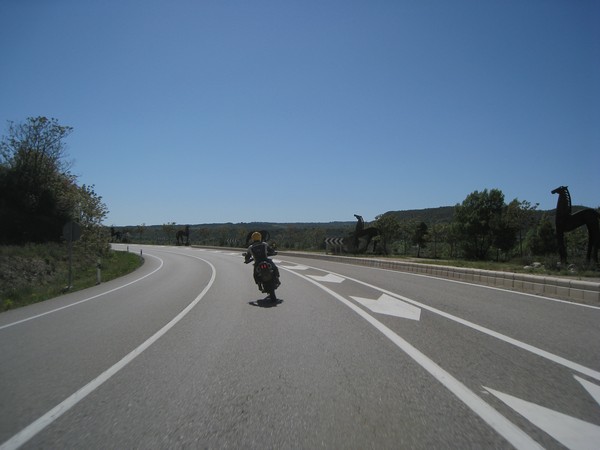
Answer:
[551,186,599,265]
[344,214,379,253]
[110,227,122,242]
[176,225,190,246]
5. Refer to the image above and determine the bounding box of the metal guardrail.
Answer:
[278,252,600,306]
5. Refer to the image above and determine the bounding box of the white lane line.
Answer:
[282,267,542,449]
[283,261,600,382]
[0,253,164,331]
[0,256,216,450]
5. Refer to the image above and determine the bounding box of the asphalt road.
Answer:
[1,244,599,449]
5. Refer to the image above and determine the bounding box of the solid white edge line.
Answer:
[0,253,164,331]
[0,256,216,450]
[281,267,543,450]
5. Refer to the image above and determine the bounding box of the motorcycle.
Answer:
[243,253,280,302]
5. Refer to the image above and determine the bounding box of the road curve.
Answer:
[1,245,599,449]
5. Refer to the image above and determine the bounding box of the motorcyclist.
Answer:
[244,231,281,287]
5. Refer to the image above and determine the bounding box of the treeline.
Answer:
[377,189,597,265]
[111,222,355,250]
[113,190,598,267]
[378,192,542,260]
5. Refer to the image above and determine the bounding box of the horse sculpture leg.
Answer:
[588,222,600,264]
[556,230,567,264]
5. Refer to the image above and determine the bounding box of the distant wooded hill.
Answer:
[382,206,456,223]
[118,204,573,230]
[382,205,596,224]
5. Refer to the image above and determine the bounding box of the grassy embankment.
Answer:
[0,243,143,311]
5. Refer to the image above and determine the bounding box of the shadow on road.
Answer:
[248,298,284,308]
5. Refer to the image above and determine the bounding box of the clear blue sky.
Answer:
[1,0,598,226]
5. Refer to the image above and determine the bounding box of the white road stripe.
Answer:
[282,267,542,449]
[0,255,216,450]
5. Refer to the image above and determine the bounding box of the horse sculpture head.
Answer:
[551,185,568,195]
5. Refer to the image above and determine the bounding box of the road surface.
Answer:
[1,244,599,449]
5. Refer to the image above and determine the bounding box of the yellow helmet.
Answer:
[251,232,262,242]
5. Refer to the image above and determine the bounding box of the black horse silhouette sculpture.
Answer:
[110,227,130,243]
[551,186,599,265]
[110,227,122,242]
[245,230,271,247]
[176,225,190,246]
[343,214,379,254]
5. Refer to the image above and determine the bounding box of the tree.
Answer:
[0,116,73,175]
[374,214,402,255]
[526,214,557,256]
[413,222,429,257]
[0,117,75,243]
[454,189,505,259]
[135,224,146,242]
[73,184,110,254]
[504,199,539,257]
[0,117,109,251]
[491,219,518,261]
[162,222,176,243]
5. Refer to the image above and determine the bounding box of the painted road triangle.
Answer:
[484,381,600,450]
[350,294,421,321]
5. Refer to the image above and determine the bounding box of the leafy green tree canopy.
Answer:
[0,117,108,246]
[454,188,505,259]
[374,214,402,255]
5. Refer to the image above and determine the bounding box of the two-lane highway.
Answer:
[1,245,599,449]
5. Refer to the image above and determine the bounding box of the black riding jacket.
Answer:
[246,241,276,264]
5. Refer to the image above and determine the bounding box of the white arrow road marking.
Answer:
[282,267,541,449]
[307,273,345,283]
[484,379,600,450]
[351,294,421,320]
[295,265,600,382]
